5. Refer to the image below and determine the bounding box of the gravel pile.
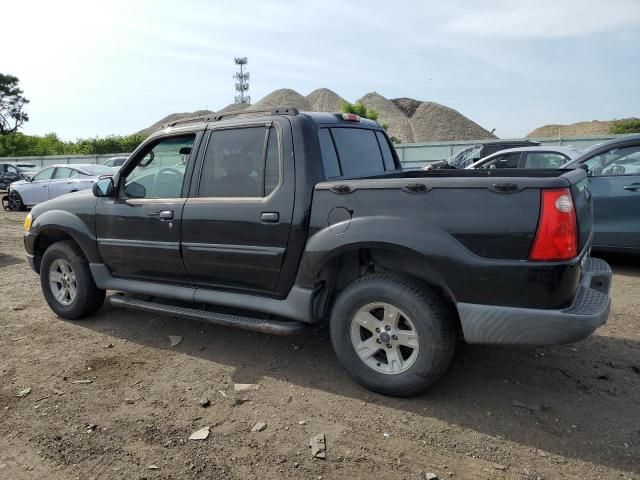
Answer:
[307,88,345,112]
[218,103,249,114]
[248,88,312,111]
[528,120,618,138]
[138,89,496,143]
[137,110,214,137]
[359,92,416,143]
[409,101,496,142]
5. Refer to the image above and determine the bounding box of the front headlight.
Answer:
[24,212,32,231]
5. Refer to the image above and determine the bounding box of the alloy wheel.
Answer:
[350,302,420,375]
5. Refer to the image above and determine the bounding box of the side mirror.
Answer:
[93,176,115,197]
[579,163,589,173]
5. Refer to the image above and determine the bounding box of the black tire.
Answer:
[40,240,105,320]
[8,190,25,211]
[330,274,455,397]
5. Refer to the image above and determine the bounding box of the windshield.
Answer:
[448,145,482,169]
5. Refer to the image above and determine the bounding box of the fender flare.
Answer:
[295,215,477,301]
[30,209,100,263]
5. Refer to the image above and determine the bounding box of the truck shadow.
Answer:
[595,251,640,277]
[77,295,640,475]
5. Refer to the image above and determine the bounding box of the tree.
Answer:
[339,100,400,143]
[0,74,30,134]
[340,100,379,121]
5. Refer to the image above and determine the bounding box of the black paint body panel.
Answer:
[25,112,593,318]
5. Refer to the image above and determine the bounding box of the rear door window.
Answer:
[198,126,281,198]
[53,167,74,179]
[523,152,568,168]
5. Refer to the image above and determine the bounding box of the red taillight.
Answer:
[529,188,578,261]
[342,113,361,122]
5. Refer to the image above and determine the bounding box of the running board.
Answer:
[109,293,307,335]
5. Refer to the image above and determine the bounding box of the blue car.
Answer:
[563,134,640,253]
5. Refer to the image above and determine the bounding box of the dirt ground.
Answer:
[0,207,638,480]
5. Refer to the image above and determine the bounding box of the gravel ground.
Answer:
[0,207,639,480]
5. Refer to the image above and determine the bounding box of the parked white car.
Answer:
[5,164,115,211]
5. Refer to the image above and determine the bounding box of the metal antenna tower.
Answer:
[233,57,250,104]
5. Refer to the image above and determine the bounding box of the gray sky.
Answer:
[3,0,639,140]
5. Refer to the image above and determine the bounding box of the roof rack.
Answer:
[163,106,300,129]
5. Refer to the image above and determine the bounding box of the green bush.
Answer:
[340,100,379,122]
[610,118,640,134]
[0,132,145,157]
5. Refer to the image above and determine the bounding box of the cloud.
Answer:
[445,0,640,38]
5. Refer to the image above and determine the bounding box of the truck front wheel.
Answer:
[40,240,105,320]
[330,274,455,397]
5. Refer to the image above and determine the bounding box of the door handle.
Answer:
[158,210,174,220]
[623,184,640,191]
[261,212,279,223]
[148,210,174,219]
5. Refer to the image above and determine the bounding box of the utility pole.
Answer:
[233,57,250,105]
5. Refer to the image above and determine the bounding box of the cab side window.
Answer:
[122,135,195,199]
[198,126,280,198]
[584,145,640,176]
[480,152,521,169]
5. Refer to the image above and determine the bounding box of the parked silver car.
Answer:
[5,164,115,211]
[466,146,583,169]
[102,156,128,168]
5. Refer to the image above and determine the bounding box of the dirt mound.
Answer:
[247,88,311,111]
[359,92,416,143]
[217,103,249,114]
[137,110,214,137]
[528,120,618,138]
[391,98,422,118]
[410,102,496,142]
[306,88,345,112]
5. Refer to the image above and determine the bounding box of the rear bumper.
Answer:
[457,257,612,345]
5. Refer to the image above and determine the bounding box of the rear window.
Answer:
[319,127,395,178]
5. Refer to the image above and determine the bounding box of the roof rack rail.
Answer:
[163,106,300,129]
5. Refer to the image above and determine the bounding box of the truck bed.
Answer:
[306,167,592,310]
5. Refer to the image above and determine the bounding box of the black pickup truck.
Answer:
[23,108,612,396]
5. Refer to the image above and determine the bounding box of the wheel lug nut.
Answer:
[392,335,397,340]
[375,328,380,333]
[376,338,381,344]
[386,343,392,349]
[384,325,391,331]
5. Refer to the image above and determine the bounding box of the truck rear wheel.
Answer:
[40,240,105,320]
[330,274,455,397]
